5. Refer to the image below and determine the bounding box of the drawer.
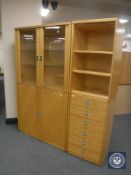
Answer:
[68,134,102,153]
[68,142,101,163]
[69,115,104,143]
[71,93,108,111]
[70,104,107,122]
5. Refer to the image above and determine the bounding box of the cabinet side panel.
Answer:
[15,30,21,83]
[100,21,124,164]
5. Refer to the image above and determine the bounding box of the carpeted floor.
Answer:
[0,105,131,175]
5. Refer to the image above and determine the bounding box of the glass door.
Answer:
[43,26,65,90]
[20,29,37,85]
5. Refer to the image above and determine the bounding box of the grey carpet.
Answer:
[0,106,131,175]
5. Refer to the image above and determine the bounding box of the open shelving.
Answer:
[73,70,111,77]
[72,73,110,97]
[71,21,116,97]
[74,50,113,55]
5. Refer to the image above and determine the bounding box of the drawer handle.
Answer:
[84,123,88,127]
[82,140,86,145]
[86,101,92,105]
[84,111,88,116]
[81,149,86,155]
[82,131,87,136]
[36,112,43,117]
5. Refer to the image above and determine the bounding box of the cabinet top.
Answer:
[15,18,118,30]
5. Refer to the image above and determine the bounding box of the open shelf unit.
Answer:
[71,21,116,97]
[68,19,123,165]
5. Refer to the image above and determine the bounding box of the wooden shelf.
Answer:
[22,80,35,85]
[72,90,109,99]
[22,62,35,66]
[73,69,111,77]
[74,50,113,55]
[45,65,64,68]
[44,49,64,52]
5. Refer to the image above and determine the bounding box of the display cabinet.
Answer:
[15,23,71,150]
[67,18,123,165]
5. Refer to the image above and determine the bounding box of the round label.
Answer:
[109,153,125,169]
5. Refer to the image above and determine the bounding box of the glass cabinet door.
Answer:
[20,29,37,85]
[44,26,65,90]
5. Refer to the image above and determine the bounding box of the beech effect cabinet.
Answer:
[15,18,123,165]
[68,19,123,165]
[16,23,71,150]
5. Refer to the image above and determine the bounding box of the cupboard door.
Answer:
[43,26,65,90]
[18,84,40,138]
[40,89,67,150]
[18,28,40,86]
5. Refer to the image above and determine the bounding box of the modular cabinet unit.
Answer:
[15,18,123,166]
[68,18,123,165]
[15,23,71,150]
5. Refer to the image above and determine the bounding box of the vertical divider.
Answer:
[15,30,21,84]
[39,27,44,87]
[36,28,40,87]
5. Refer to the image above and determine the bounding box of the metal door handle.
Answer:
[36,56,39,61]
[39,56,43,61]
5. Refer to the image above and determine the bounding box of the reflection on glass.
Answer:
[44,26,65,90]
[20,30,36,84]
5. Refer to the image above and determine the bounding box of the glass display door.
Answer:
[20,29,37,85]
[43,26,65,90]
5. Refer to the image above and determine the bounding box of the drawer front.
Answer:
[69,115,104,143]
[71,94,108,111]
[68,134,102,153]
[68,142,101,164]
[70,104,107,122]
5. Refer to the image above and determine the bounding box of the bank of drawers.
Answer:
[68,93,108,164]
[71,93,108,122]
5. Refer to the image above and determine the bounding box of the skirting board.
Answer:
[6,118,18,124]
[114,113,131,117]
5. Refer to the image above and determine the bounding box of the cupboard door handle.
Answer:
[36,112,43,117]
[36,56,39,61]
[40,56,43,61]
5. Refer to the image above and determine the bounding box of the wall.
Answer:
[42,5,118,24]
[115,85,131,115]
[115,42,131,115]
[0,33,3,72]
[1,0,42,119]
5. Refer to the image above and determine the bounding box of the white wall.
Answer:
[115,39,131,115]
[115,85,131,115]
[0,33,3,72]
[42,5,118,24]
[1,0,42,119]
